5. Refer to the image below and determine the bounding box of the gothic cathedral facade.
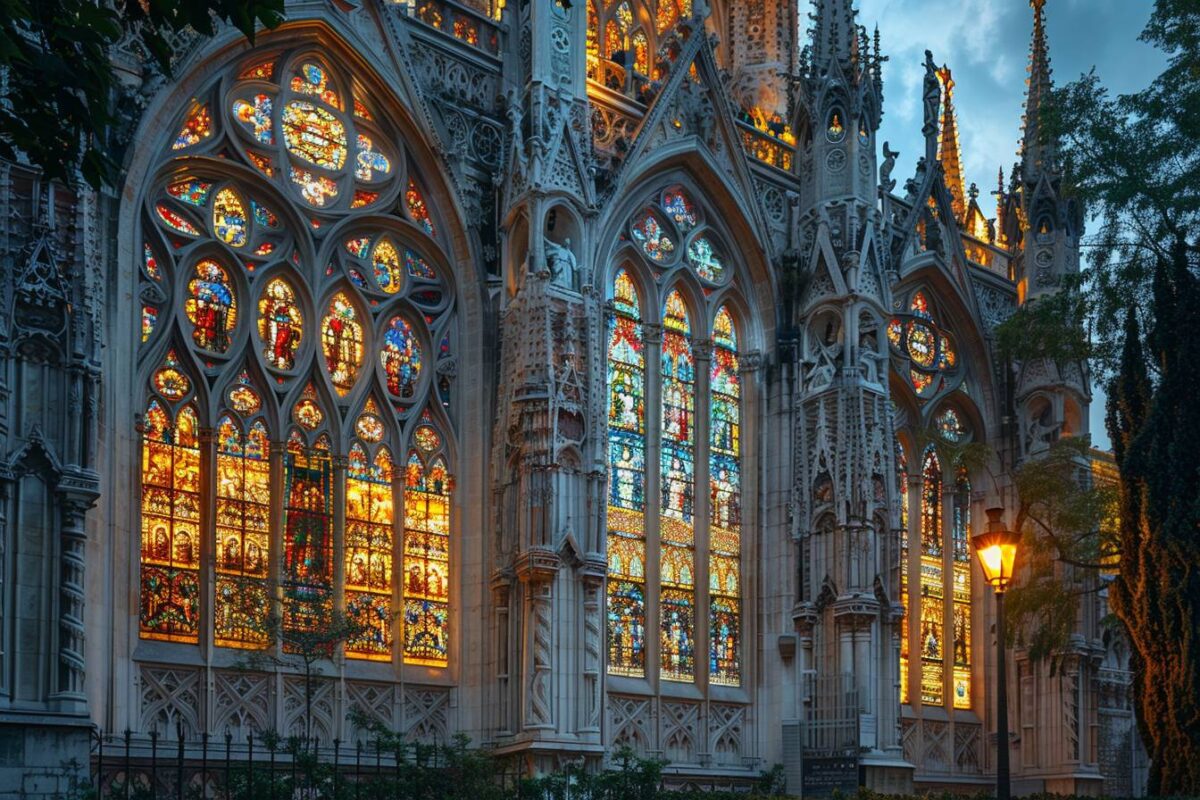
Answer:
[0,0,1141,795]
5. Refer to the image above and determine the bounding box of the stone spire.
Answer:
[1021,0,1055,177]
[936,64,967,223]
[810,0,862,78]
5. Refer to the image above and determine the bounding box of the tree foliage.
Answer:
[996,3,1200,791]
[0,0,284,188]
[1004,437,1118,665]
[1041,0,1200,378]
[1030,1,1200,792]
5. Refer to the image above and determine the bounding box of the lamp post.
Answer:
[973,507,1021,800]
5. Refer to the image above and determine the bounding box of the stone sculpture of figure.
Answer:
[922,50,940,140]
[544,236,578,289]
[880,141,899,192]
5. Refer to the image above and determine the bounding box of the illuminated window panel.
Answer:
[139,401,202,643]
[214,416,272,648]
[607,270,647,677]
[346,444,395,660]
[919,577,944,706]
[403,450,450,667]
[897,442,910,703]
[659,290,695,682]
[952,468,972,708]
[282,433,334,644]
[919,445,944,706]
[708,307,741,686]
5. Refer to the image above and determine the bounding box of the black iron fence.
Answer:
[90,723,522,800]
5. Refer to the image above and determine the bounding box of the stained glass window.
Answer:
[212,187,248,247]
[139,48,459,668]
[322,293,364,394]
[355,134,392,181]
[283,432,334,641]
[406,179,436,236]
[630,212,675,262]
[373,238,403,293]
[709,307,740,685]
[919,445,944,705]
[686,236,725,283]
[233,94,274,144]
[662,186,698,231]
[660,290,695,682]
[156,203,200,236]
[185,259,237,353]
[403,449,450,666]
[258,278,303,371]
[168,179,212,206]
[952,467,971,708]
[214,416,271,647]
[382,316,423,399]
[140,401,201,642]
[346,443,396,660]
[607,270,647,677]
[173,102,213,150]
[282,102,347,170]
[937,407,965,442]
[897,441,910,703]
[888,290,961,400]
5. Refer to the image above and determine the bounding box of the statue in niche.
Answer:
[544,236,578,290]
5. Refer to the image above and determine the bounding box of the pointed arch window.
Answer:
[918,446,945,705]
[604,187,751,692]
[403,424,450,667]
[708,307,741,686]
[660,289,696,682]
[282,431,334,643]
[951,466,971,708]
[607,269,648,678]
[214,412,271,648]
[140,399,201,643]
[345,428,396,661]
[901,441,974,710]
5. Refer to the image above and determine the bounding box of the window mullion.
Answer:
[693,337,713,692]
[643,321,664,688]
[199,425,217,661]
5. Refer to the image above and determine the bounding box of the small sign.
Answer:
[801,755,860,799]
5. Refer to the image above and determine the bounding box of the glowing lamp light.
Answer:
[973,507,1020,592]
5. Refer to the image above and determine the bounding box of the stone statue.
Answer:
[880,141,898,192]
[922,50,940,162]
[545,236,578,289]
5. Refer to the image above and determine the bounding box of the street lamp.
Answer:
[973,507,1021,800]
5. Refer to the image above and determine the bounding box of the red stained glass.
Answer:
[407,179,436,237]
[172,102,212,150]
[185,259,237,353]
[257,278,302,371]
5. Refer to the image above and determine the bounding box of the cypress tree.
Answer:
[1107,245,1200,794]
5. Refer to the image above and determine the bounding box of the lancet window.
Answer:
[605,185,747,688]
[135,49,457,667]
[894,313,975,712]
